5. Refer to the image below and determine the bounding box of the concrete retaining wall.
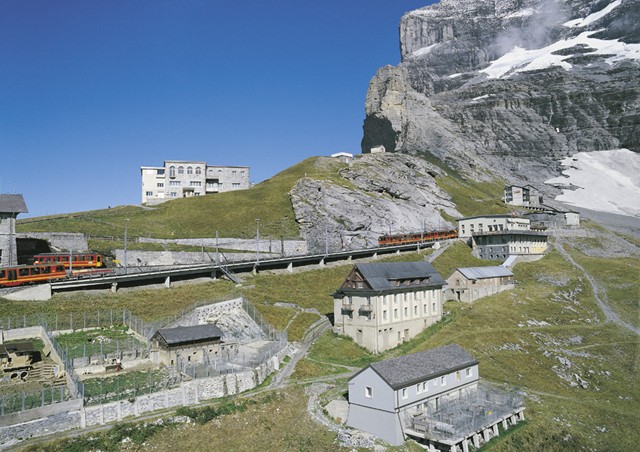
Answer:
[114,250,285,266]
[0,344,291,449]
[138,237,307,255]
[2,284,52,301]
[15,233,88,252]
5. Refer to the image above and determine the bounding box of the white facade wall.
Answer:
[347,364,480,445]
[458,216,531,239]
[141,161,250,204]
[333,288,443,353]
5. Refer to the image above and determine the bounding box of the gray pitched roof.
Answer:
[155,324,223,345]
[0,194,28,214]
[355,261,445,291]
[363,344,478,389]
[456,266,513,280]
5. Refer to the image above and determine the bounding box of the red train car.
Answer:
[33,253,104,269]
[0,264,67,287]
[378,229,458,246]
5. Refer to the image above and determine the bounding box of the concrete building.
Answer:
[525,209,580,230]
[333,262,445,354]
[444,266,515,303]
[141,161,250,204]
[457,215,531,239]
[458,215,548,260]
[150,324,237,367]
[347,344,525,449]
[0,194,28,267]
[503,185,543,207]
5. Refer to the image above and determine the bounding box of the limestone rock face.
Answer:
[290,155,460,253]
[362,0,640,187]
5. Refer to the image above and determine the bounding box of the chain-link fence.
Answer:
[0,385,70,416]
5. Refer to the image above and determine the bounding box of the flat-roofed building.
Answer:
[503,185,543,207]
[141,161,250,204]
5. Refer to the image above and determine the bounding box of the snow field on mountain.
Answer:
[545,149,640,218]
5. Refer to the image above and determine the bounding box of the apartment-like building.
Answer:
[141,161,250,204]
[503,185,543,207]
[332,262,445,354]
[444,266,515,303]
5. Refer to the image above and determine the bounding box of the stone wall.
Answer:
[114,250,282,266]
[15,232,88,253]
[138,237,307,255]
[0,344,291,449]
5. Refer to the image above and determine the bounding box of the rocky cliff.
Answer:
[290,155,460,252]
[362,0,640,187]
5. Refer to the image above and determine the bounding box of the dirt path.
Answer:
[554,238,639,335]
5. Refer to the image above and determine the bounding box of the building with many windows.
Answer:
[332,262,445,353]
[141,161,250,204]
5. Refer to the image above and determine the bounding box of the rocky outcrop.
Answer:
[362,0,640,188]
[290,155,460,253]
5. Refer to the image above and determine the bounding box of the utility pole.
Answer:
[280,218,285,256]
[124,219,129,274]
[325,224,329,256]
[256,219,260,264]
[215,228,219,265]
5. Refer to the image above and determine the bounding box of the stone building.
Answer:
[0,194,28,267]
[347,344,525,449]
[141,160,250,204]
[444,266,515,303]
[333,262,445,353]
[150,324,237,367]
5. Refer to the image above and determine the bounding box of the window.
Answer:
[195,167,201,175]
[466,367,472,377]
[402,388,407,399]
[232,183,241,189]
[178,166,184,175]
[404,307,408,317]
[170,181,181,186]
[394,308,398,319]
[365,386,372,398]
[456,371,461,381]
[169,166,176,178]
[157,182,164,188]
[146,191,153,196]
[232,170,237,176]
[170,192,177,197]
[383,310,387,320]
[432,302,436,312]
[414,305,418,315]
[157,169,165,176]
[422,382,427,392]
[416,384,421,394]
[190,181,202,187]
[187,166,193,175]
[440,376,446,386]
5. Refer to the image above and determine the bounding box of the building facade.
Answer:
[457,215,531,239]
[141,161,250,204]
[333,262,445,354]
[150,324,237,367]
[444,266,515,303]
[347,344,525,449]
[0,194,28,267]
[347,344,480,446]
[503,185,543,207]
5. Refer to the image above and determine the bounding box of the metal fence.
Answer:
[82,367,182,406]
[0,385,70,416]
[409,382,524,442]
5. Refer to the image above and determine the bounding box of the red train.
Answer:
[33,252,104,269]
[0,264,67,287]
[378,229,458,246]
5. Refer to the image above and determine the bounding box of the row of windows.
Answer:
[362,367,474,399]
[382,302,437,321]
[167,166,247,178]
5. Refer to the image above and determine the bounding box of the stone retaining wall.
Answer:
[16,233,88,252]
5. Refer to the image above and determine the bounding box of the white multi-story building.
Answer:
[141,161,250,204]
[333,262,446,353]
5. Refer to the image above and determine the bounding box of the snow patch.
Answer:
[545,149,640,218]
[564,0,622,28]
[504,7,535,19]
[471,94,492,101]
[481,31,640,79]
[449,73,463,78]
[409,44,437,58]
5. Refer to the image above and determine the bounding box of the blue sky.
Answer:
[1,1,435,217]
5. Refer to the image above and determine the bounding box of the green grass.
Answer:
[55,326,146,359]
[431,241,496,278]
[16,157,344,240]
